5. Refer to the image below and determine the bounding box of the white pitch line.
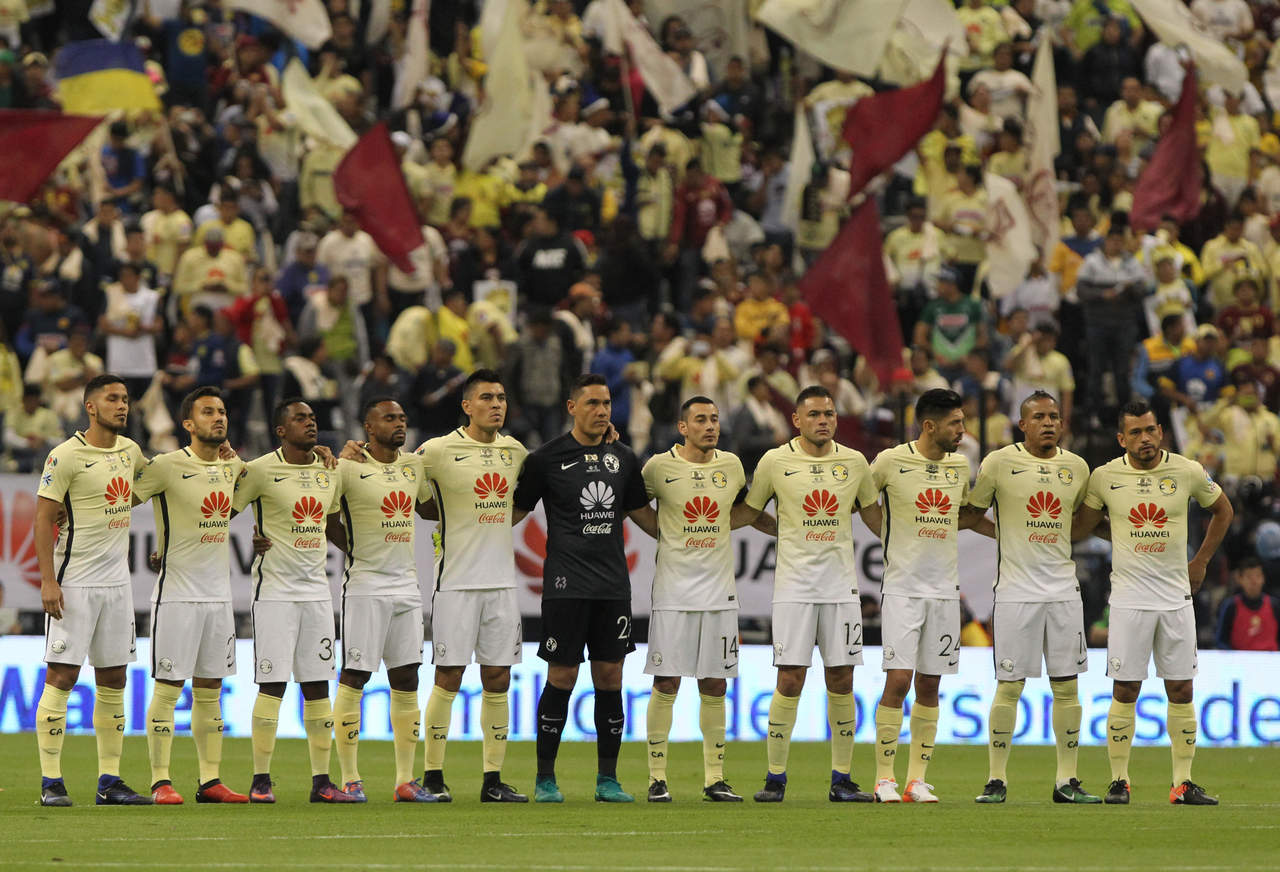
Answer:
[9,830,717,845]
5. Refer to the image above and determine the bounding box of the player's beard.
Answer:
[93,408,127,435]
[194,426,226,447]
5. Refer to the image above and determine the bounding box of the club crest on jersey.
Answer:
[1057,468,1073,485]
[711,470,727,488]
[314,471,331,489]
[1159,476,1177,495]
[944,467,960,485]
[604,453,620,474]
[832,463,849,482]
[499,448,513,466]
[117,450,131,467]
[401,465,417,482]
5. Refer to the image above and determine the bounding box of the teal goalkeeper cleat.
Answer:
[594,775,635,803]
[534,775,564,803]
[1053,778,1102,804]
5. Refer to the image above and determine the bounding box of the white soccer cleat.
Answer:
[903,779,939,803]
[874,778,902,803]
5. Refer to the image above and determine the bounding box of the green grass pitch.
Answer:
[0,735,1275,870]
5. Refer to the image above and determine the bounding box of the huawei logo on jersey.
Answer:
[1128,502,1168,529]
[915,488,951,515]
[381,491,413,519]
[802,489,839,517]
[580,481,615,510]
[201,492,231,519]
[292,496,325,524]
[474,473,509,500]
[104,476,131,506]
[683,496,719,524]
[1026,491,1061,519]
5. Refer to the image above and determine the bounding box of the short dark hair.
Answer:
[1160,313,1184,333]
[916,388,963,423]
[190,304,214,326]
[273,396,308,431]
[680,395,716,420]
[1118,399,1155,432]
[361,395,401,422]
[1018,389,1058,419]
[1235,554,1263,573]
[570,372,608,400]
[796,384,833,407]
[180,385,224,422]
[83,373,126,404]
[464,368,504,397]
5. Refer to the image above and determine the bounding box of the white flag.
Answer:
[391,0,430,111]
[462,0,534,170]
[226,0,332,50]
[362,0,391,46]
[89,0,134,41]
[877,0,967,91]
[781,105,815,232]
[281,59,357,150]
[1024,35,1059,260]
[640,0,753,78]
[606,0,697,117]
[984,173,1036,299]
[755,0,907,79]
[1129,0,1247,92]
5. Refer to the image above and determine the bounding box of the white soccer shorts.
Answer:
[251,599,337,684]
[45,585,136,668]
[430,588,522,667]
[1106,604,1198,681]
[340,594,424,671]
[645,608,740,678]
[150,600,236,681]
[771,601,865,668]
[992,600,1088,681]
[879,594,961,675]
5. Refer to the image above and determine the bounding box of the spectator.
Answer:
[281,337,343,449]
[913,265,987,383]
[884,198,942,338]
[275,231,329,327]
[969,43,1032,122]
[667,159,733,311]
[1004,319,1076,428]
[27,325,102,428]
[172,224,248,311]
[1173,323,1228,410]
[730,374,790,470]
[3,384,61,471]
[1216,276,1274,354]
[316,208,389,346]
[298,275,370,380]
[411,338,467,439]
[1075,225,1147,420]
[934,166,989,295]
[1215,556,1279,650]
[516,206,587,309]
[1232,336,1280,411]
[504,307,569,447]
[97,262,162,440]
[1101,76,1162,152]
[542,164,602,234]
[436,286,474,373]
[1202,213,1267,311]
[1200,374,1280,479]
[225,265,295,425]
[101,120,147,212]
[592,319,638,441]
[554,281,601,375]
[733,271,789,343]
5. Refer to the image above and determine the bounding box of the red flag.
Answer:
[333,122,421,273]
[1131,66,1201,232]
[0,111,102,204]
[798,198,903,387]
[842,52,946,198]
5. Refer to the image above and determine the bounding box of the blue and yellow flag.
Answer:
[54,40,161,114]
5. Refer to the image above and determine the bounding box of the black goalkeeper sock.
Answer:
[595,690,624,778]
[536,684,571,778]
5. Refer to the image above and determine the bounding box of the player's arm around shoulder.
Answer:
[1072,463,1108,541]
[742,447,777,515]
[131,451,169,504]
[231,455,264,512]
[960,451,995,537]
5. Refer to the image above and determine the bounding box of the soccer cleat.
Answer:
[195,780,248,803]
[594,774,635,803]
[874,778,902,803]
[151,781,184,805]
[903,779,939,803]
[480,780,529,803]
[647,780,673,803]
[975,779,1007,803]
[534,775,564,803]
[96,777,154,805]
[1104,779,1130,805]
[752,776,786,803]
[1053,778,1102,804]
[39,778,72,807]
[342,780,368,803]
[394,779,438,803]
[249,776,276,804]
[829,776,873,803]
[1170,780,1219,806]
[422,770,453,803]
[703,781,743,802]
[310,779,358,803]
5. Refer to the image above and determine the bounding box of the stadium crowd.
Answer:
[0,0,1278,650]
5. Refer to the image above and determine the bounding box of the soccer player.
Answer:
[870,388,981,803]
[639,396,776,803]
[965,390,1100,804]
[232,399,356,803]
[1072,400,1233,805]
[417,370,530,803]
[33,374,152,806]
[328,397,436,802]
[131,387,249,804]
[512,373,655,803]
[737,385,883,803]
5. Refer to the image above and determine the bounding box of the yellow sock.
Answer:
[699,693,726,787]
[36,685,70,779]
[1107,699,1135,782]
[93,686,125,778]
[389,690,420,785]
[190,687,224,785]
[302,698,334,778]
[1168,701,1197,785]
[423,686,456,772]
[906,704,939,784]
[874,704,903,782]
[481,691,509,775]
[1051,678,1082,786]
[765,692,799,776]
[827,692,856,776]
[645,689,676,783]
[988,680,1023,783]
[146,683,182,786]
[251,693,282,775]
[333,684,363,785]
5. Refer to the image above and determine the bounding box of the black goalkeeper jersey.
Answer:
[513,432,648,600]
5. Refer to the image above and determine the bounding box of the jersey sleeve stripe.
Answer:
[55,494,74,585]
[431,480,446,591]
[339,495,355,595]
[155,493,171,602]
[252,497,264,601]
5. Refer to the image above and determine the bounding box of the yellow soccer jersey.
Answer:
[133,448,244,603]
[232,449,345,602]
[36,432,146,588]
[1084,450,1222,611]
[335,449,432,598]
[870,441,970,599]
[745,439,877,604]
[416,428,528,592]
[968,443,1090,604]
[642,447,748,611]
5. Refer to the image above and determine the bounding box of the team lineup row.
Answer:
[29,369,1230,807]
